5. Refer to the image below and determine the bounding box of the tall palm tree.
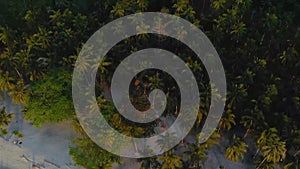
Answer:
[0,71,15,91]
[241,115,253,138]
[256,128,287,169]
[0,107,14,136]
[8,80,29,104]
[218,109,236,131]
[157,151,183,169]
[188,144,207,168]
[225,135,248,162]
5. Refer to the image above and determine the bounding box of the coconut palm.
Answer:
[256,128,287,169]
[225,135,248,162]
[218,108,236,131]
[0,107,14,136]
[8,80,29,104]
[0,71,15,91]
[188,144,207,168]
[157,151,183,169]
[241,115,253,138]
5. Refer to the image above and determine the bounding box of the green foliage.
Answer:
[69,130,119,169]
[225,135,248,162]
[0,1,89,104]
[0,107,14,137]
[12,130,23,139]
[157,151,183,169]
[257,128,287,163]
[69,98,121,169]
[24,70,73,127]
[0,0,299,168]
[284,162,294,169]
[0,71,15,91]
[218,104,236,131]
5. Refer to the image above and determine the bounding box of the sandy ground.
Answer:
[0,138,30,169]
[0,92,256,169]
[0,93,81,169]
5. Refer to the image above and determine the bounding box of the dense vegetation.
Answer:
[0,0,299,168]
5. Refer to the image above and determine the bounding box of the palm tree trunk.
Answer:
[253,149,260,159]
[293,149,300,157]
[256,157,267,169]
[243,128,251,139]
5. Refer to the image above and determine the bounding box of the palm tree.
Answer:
[0,107,14,137]
[188,144,207,168]
[8,80,29,104]
[157,151,183,169]
[261,140,286,162]
[0,71,15,91]
[198,130,221,149]
[218,109,236,132]
[241,115,253,138]
[256,128,287,169]
[225,135,248,162]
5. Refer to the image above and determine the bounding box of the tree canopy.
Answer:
[0,0,299,168]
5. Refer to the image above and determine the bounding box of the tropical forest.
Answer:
[0,0,299,169]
